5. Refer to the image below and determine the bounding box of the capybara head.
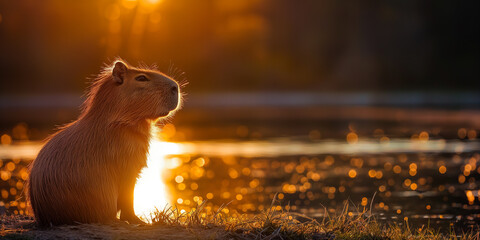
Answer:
[84,60,180,123]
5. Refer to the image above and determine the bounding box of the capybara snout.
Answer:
[168,82,179,110]
[149,74,179,117]
[159,76,180,112]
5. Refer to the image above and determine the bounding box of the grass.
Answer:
[1,197,479,239]
[144,195,479,240]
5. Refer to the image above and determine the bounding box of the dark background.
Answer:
[0,0,478,95]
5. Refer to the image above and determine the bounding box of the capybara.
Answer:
[27,60,180,227]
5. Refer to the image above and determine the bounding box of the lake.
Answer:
[0,105,479,233]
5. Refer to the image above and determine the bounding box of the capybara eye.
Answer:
[135,75,149,82]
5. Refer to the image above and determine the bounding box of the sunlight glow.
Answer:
[140,0,163,9]
[144,0,162,4]
[134,140,181,222]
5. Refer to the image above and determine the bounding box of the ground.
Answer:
[1,216,224,240]
[1,210,478,240]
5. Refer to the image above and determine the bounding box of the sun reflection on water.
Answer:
[133,140,180,222]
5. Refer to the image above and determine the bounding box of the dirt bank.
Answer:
[1,215,225,240]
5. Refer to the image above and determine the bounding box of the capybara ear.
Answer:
[112,61,128,84]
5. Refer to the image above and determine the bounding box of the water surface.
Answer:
[1,136,478,232]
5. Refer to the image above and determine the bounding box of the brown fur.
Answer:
[27,60,180,227]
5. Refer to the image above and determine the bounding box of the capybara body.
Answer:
[28,60,180,227]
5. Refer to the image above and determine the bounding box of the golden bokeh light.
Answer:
[1,134,12,145]
[361,197,368,206]
[458,174,466,184]
[419,131,429,142]
[458,128,467,139]
[467,130,477,139]
[348,169,357,178]
[466,191,474,205]
[206,193,214,199]
[346,132,358,144]
[175,175,184,183]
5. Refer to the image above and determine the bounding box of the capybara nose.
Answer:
[171,85,178,95]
